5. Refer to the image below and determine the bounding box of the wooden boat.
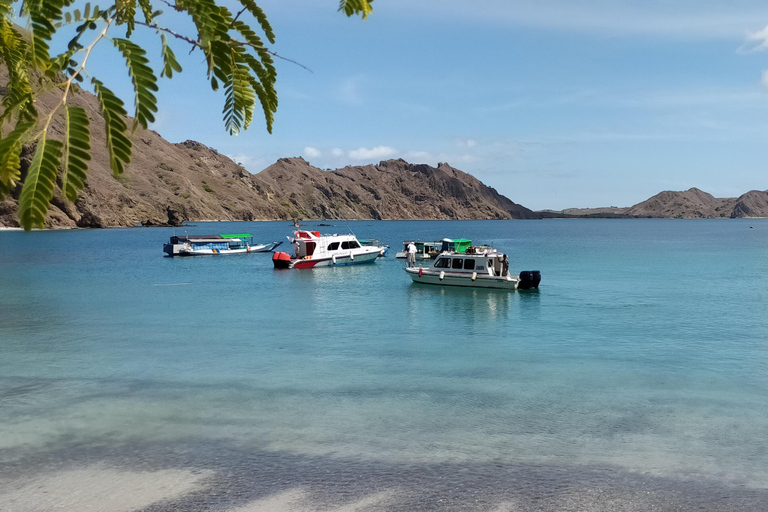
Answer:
[163,234,281,256]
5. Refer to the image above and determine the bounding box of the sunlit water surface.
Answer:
[1,219,768,510]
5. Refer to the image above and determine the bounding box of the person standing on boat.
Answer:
[502,254,509,276]
[407,242,417,267]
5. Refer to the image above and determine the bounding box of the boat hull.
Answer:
[274,247,381,269]
[406,268,520,289]
[163,240,281,256]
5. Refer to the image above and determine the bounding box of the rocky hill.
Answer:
[730,190,768,218]
[4,63,766,225]
[624,188,735,218]
[542,188,768,219]
[0,67,539,228]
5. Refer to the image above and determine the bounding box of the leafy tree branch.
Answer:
[0,0,373,230]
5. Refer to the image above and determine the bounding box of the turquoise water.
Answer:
[1,219,768,510]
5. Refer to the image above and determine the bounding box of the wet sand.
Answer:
[1,440,766,512]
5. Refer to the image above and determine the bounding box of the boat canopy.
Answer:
[441,238,472,253]
[169,234,252,244]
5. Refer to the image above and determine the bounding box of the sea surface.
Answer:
[1,219,768,511]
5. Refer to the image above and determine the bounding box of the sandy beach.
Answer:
[2,443,767,512]
[0,466,212,512]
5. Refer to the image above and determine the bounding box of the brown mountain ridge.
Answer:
[0,62,540,228]
[2,65,766,226]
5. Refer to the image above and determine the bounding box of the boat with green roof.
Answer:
[395,238,472,260]
[163,233,281,257]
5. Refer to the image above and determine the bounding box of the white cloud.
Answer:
[744,24,768,51]
[339,76,365,105]
[348,146,397,160]
[455,138,478,148]
[303,146,322,158]
[743,26,768,90]
[403,150,481,166]
[225,153,269,172]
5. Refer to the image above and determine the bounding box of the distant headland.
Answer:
[540,187,768,219]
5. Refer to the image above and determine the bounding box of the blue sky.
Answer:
[71,1,768,209]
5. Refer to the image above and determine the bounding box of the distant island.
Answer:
[541,187,768,219]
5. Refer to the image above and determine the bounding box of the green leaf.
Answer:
[234,0,275,44]
[232,20,276,78]
[113,38,158,130]
[18,135,63,231]
[138,0,153,22]
[0,22,38,125]
[222,48,256,135]
[92,78,132,176]
[0,120,35,197]
[338,0,374,19]
[26,0,68,69]
[117,0,137,37]
[160,34,182,78]
[249,75,274,133]
[61,106,92,202]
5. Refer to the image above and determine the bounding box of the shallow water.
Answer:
[1,219,767,510]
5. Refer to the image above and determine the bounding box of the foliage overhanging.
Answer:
[0,0,373,230]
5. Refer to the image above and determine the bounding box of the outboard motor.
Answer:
[518,270,541,290]
[272,251,292,269]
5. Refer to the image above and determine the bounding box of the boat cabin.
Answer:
[291,230,362,259]
[399,240,441,259]
[432,248,510,276]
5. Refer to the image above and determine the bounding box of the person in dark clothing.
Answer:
[502,255,509,276]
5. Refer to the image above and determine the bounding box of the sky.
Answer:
[57,1,768,209]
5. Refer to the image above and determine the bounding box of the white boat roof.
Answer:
[292,230,359,241]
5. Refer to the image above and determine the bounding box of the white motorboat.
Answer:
[404,245,541,290]
[359,238,389,257]
[163,233,281,256]
[272,230,385,269]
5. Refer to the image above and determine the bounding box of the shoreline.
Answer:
[0,217,766,232]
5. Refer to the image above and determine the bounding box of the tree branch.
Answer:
[134,21,313,72]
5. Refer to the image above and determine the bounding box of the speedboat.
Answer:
[359,238,389,257]
[272,230,385,269]
[404,245,541,290]
[163,234,281,256]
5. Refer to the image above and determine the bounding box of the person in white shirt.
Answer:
[406,242,417,267]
